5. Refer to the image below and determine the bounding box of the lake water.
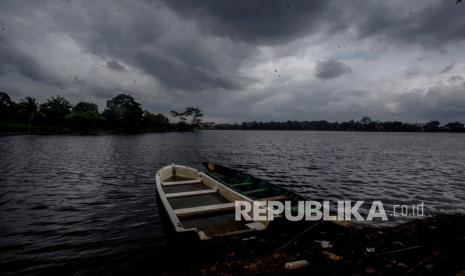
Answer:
[1,130,464,274]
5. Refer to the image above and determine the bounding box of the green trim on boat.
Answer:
[243,188,269,195]
[231,182,253,187]
[202,162,309,205]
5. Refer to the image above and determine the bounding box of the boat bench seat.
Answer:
[163,179,202,186]
[243,187,269,195]
[174,202,236,218]
[165,189,218,199]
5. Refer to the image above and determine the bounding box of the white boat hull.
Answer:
[156,164,269,240]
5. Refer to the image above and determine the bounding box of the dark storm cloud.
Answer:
[56,0,254,92]
[0,0,253,95]
[161,0,339,44]
[0,38,40,80]
[0,36,65,89]
[394,76,465,121]
[1,0,465,122]
[133,49,241,91]
[106,61,125,72]
[162,0,465,48]
[315,59,351,79]
[355,0,465,46]
[163,0,465,49]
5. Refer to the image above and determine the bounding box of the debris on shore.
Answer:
[161,214,465,275]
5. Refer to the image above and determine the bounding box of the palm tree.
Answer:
[19,97,40,134]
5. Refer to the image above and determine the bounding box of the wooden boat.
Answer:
[156,164,269,240]
[203,162,307,208]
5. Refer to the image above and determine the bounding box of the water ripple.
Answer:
[1,131,464,273]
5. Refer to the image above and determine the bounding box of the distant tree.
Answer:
[72,102,99,113]
[170,110,187,122]
[424,120,440,131]
[67,101,102,133]
[142,111,170,130]
[18,97,41,134]
[66,112,103,133]
[209,119,465,132]
[102,94,143,131]
[360,116,373,125]
[0,92,16,123]
[184,107,203,127]
[445,121,464,132]
[170,107,203,128]
[40,95,72,126]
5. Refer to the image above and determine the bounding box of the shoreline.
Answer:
[159,214,465,275]
[2,129,465,137]
[202,129,465,133]
[0,129,196,137]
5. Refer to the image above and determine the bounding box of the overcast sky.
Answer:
[1,0,465,123]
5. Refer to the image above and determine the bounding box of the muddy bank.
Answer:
[160,214,465,275]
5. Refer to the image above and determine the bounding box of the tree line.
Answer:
[205,116,465,132]
[0,92,203,134]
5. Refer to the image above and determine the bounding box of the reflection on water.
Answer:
[1,131,464,273]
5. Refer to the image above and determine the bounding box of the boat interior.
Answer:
[205,163,298,203]
[156,165,268,240]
